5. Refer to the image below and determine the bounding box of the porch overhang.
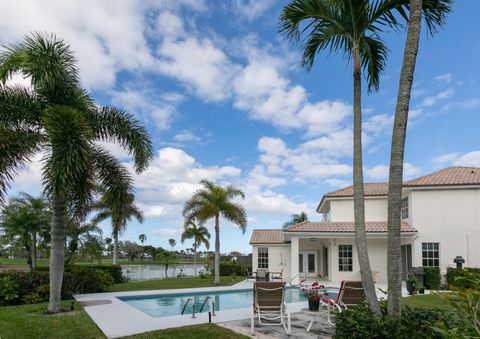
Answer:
[283,231,417,239]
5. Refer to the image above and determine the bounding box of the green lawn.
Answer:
[108,275,244,292]
[402,293,452,310]
[0,302,246,339]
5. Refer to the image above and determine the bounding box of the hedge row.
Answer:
[446,267,480,289]
[336,303,469,338]
[422,267,441,290]
[0,265,118,306]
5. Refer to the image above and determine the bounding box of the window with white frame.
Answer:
[422,242,439,267]
[338,245,353,272]
[258,247,269,269]
[401,197,409,219]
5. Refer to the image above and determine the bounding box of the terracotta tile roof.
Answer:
[324,182,389,197]
[403,166,480,187]
[284,221,416,233]
[250,229,287,244]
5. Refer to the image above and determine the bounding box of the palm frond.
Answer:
[0,85,43,128]
[221,201,247,234]
[41,105,93,200]
[0,127,43,204]
[88,106,153,173]
[360,35,388,91]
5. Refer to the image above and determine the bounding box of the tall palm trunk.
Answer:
[352,47,381,316]
[387,0,422,316]
[31,231,37,269]
[113,232,119,265]
[214,213,220,285]
[48,196,65,313]
[193,244,198,277]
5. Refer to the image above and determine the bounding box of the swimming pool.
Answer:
[119,287,338,318]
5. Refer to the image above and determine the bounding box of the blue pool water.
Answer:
[119,287,338,318]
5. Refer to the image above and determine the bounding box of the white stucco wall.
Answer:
[328,238,390,283]
[252,245,291,281]
[329,198,388,222]
[410,188,480,270]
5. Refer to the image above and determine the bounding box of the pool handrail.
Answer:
[199,296,216,316]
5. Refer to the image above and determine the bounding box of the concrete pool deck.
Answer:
[74,279,410,338]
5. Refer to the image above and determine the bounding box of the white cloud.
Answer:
[152,227,182,236]
[9,153,44,195]
[422,87,455,107]
[233,0,276,21]
[326,178,350,188]
[110,85,181,130]
[433,151,480,167]
[173,131,202,144]
[454,151,480,167]
[244,187,307,216]
[363,114,393,134]
[434,73,452,84]
[365,163,421,181]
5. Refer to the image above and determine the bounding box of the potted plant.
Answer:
[406,275,418,295]
[303,288,321,311]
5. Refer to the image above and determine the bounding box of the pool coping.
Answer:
[74,280,303,338]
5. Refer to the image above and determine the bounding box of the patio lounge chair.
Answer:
[256,268,269,282]
[251,282,291,335]
[270,268,283,281]
[321,281,365,325]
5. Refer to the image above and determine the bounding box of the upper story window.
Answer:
[401,197,409,219]
[422,242,439,268]
[258,247,268,269]
[338,244,353,272]
[324,207,331,222]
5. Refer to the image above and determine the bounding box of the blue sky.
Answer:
[1,1,479,254]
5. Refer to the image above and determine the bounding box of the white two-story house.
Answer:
[250,166,480,284]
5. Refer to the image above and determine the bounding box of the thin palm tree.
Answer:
[183,179,247,285]
[181,220,210,276]
[0,33,153,312]
[65,221,103,264]
[386,0,451,316]
[283,211,308,228]
[279,0,408,315]
[168,238,176,251]
[91,192,144,265]
[139,233,147,245]
[0,193,50,269]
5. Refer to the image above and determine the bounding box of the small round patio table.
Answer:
[300,306,331,333]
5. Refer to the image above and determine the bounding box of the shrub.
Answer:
[218,261,249,276]
[446,268,480,290]
[78,264,124,283]
[423,267,441,290]
[0,265,115,306]
[335,302,466,338]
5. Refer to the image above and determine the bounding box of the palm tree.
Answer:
[0,33,153,312]
[183,179,247,285]
[0,193,50,269]
[65,221,103,264]
[181,220,210,276]
[139,233,147,245]
[386,0,451,316]
[279,0,408,315]
[168,238,176,251]
[283,211,308,228]
[91,192,144,265]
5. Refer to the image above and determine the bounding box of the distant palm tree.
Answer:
[279,0,408,315]
[65,221,103,264]
[0,33,152,312]
[91,192,144,265]
[181,220,210,276]
[283,211,308,228]
[183,179,247,285]
[168,238,176,251]
[139,233,147,245]
[0,193,50,269]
